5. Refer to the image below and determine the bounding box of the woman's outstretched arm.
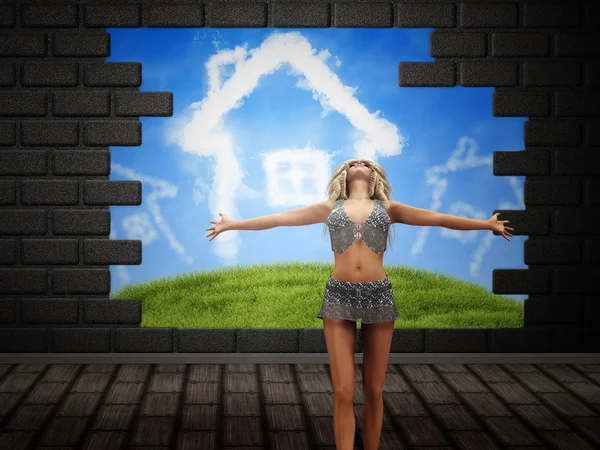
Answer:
[227,200,333,231]
[388,200,491,230]
[207,200,334,241]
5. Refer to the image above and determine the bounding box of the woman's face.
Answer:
[348,160,372,179]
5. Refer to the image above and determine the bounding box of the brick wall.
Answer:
[0,0,598,353]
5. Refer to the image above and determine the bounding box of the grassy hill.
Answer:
[110,261,524,329]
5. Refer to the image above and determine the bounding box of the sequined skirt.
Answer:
[317,276,401,323]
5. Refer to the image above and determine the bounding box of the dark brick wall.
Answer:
[0,0,598,353]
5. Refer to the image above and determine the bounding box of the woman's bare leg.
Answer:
[323,318,357,450]
[360,320,395,450]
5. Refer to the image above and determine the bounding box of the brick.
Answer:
[431,32,487,57]
[0,269,47,294]
[0,239,16,264]
[586,179,600,204]
[397,2,455,27]
[83,180,142,206]
[398,61,455,87]
[493,90,549,117]
[21,299,79,324]
[585,297,600,323]
[84,239,141,265]
[83,121,141,146]
[0,92,47,117]
[523,2,582,28]
[52,149,110,176]
[555,208,600,234]
[0,33,47,56]
[143,4,204,27]
[524,178,581,205]
[52,210,110,236]
[524,237,582,265]
[556,33,600,57]
[524,118,581,146]
[492,208,549,235]
[0,121,16,145]
[0,210,47,235]
[587,61,600,86]
[21,239,79,265]
[586,239,600,264]
[21,180,79,206]
[237,329,299,352]
[524,296,584,325]
[524,62,582,87]
[178,329,236,353]
[271,3,331,28]
[0,329,48,352]
[489,329,550,352]
[555,91,600,117]
[493,150,549,176]
[557,267,600,293]
[21,62,79,87]
[22,4,78,27]
[551,328,600,352]
[21,121,79,147]
[115,328,173,352]
[0,181,16,204]
[53,92,110,117]
[460,62,518,87]
[333,2,393,28]
[53,32,110,57]
[83,63,141,87]
[0,63,15,86]
[52,329,111,353]
[492,32,549,57]
[0,4,15,27]
[84,5,141,27]
[0,298,16,323]
[0,150,47,175]
[492,268,550,294]
[588,120,600,146]
[389,329,424,353]
[460,2,518,28]
[83,299,141,324]
[424,330,487,352]
[114,92,173,116]
[555,150,600,175]
[588,1,600,28]
[52,269,110,295]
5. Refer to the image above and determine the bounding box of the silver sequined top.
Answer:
[327,199,390,254]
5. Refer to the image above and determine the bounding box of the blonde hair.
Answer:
[322,159,395,250]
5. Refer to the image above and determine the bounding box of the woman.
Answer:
[205,159,513,450]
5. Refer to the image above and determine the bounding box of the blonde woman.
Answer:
[206,159,513,450]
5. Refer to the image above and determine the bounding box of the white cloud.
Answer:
[192,176,211,206]
[168,31,405,263]
[261,147,334,207]
[111,162,194,265]
[412,136,492,256]
[410,135,524,278]
[122,212,158,244]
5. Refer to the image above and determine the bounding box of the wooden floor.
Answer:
[1,363,600,449]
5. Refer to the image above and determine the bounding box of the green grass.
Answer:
[109,261,524,329]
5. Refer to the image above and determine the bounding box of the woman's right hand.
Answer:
[206,213,232,241]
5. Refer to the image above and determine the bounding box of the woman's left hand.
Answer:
[488,212,513,242]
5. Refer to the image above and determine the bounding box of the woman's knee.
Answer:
[333,383,355,404]
[362,383,384,400]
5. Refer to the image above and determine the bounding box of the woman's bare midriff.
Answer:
[330,240,387,282]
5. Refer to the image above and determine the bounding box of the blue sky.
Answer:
[106,28,527,301]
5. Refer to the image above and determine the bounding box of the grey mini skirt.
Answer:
[317,276,401,324]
